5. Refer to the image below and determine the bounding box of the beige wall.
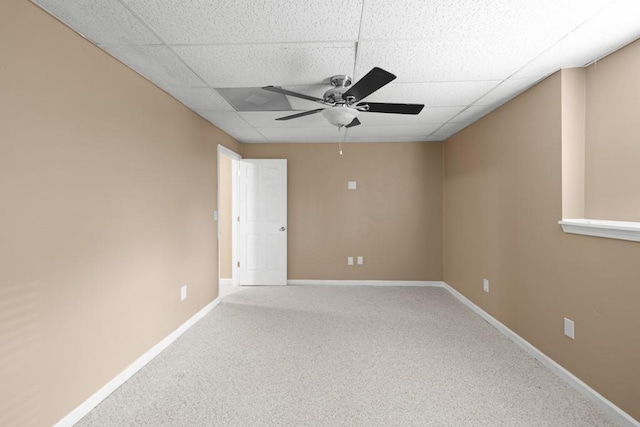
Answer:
[219,154,233,279]
[561,68,586,219]
[443,70,640,419]
[585,39,640,221]
[0,1,239,425]
[243,142,443,281]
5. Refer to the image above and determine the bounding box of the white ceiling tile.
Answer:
[356,39,547,82]
[124,0,362,44]
[431,122,472,139]
[195,111,248,130]
[474,78,541,107]
[257,127,345,140]
[450,106,494,123]
[174,43,356,88]
[265,138,344,144]
[103,45,205,88]
[358,107,464,125]
[513,1,640,79]
[162,87,235,112]
[33,0,160,45]
[363,82,500,106]
[360,0,611,42]
[344,137,440,143]
[224,128,268,143]
[238,112,328,128]
[347,124,442,139]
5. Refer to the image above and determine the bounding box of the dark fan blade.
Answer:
[262,86,325,104]
[360,102,424,115]
[275,108,325,121]
[345,117,361,128]
[342,67,396,102]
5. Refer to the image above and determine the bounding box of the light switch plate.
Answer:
[348,181,357,190]
[347,256,354,265]
[564,317,575,339]
[181,285,187,301]
[357,256,363,265]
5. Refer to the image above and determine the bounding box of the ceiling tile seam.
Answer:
[548,0,619,69]
[252,128,272,141]
[163,40,359,47]
[115,0,211,89]
[501,0,617,85]
[352,0,367,81]
[96,43,165,47]
[436,72,539,130]
[28,1,118,47]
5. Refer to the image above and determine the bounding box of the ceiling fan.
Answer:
[262,67,424,129]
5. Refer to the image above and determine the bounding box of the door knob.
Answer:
[280,226,286,231]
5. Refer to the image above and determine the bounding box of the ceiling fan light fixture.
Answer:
[321,106,359,128]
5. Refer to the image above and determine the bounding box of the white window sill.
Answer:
[559,219,640,242]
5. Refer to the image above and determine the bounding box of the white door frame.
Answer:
[217,145,241,287]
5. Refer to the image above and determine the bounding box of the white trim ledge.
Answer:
[287,280,444,287]
[442,282,639,427]
[559,218,640,242]
[54,297,221,427]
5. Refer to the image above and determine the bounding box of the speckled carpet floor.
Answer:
[78,285,616,426]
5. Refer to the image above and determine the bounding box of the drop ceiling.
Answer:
[32,0,640,143]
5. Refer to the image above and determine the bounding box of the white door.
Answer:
[238,159,287,285]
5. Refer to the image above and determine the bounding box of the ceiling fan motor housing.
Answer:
[324,75,353,105]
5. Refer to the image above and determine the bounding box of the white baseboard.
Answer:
[441,282,639,427]
[54,297,221,427]
[287,280,444,287]
[219,278,232,286]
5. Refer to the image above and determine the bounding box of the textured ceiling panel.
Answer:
[346,136,441,143]
[238,112,329,128]
[360,0,610,42]
[356,40,540,82]
[363,82,500,107]
[346,124,441,138]
[357,107,464,125]
[163,87,235,112]
[103,45,205,88]
[224,128,268,143]
[33,0,159,45]
[124,0,363,44]
[194,112,248,131]
[257,127,349,140]
[174,43,356,88]
[430,122,472,140]
[449,106,493,124]
[474,78,540,107]
[513,1,640,79]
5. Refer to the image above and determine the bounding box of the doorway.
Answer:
[217,145,240,295]
[217,146,288,291]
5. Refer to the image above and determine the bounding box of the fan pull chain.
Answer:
[337,126,348,156]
